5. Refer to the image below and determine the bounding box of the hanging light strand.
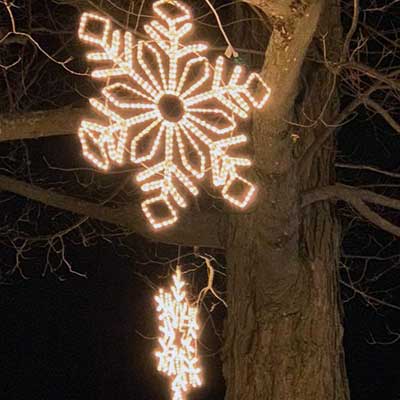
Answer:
[155,269,201,400]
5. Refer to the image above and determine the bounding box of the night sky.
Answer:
[1,0,400,399]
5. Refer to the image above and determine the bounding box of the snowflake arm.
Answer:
[77,0,271,229]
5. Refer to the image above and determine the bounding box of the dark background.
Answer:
[1,237,400,400]
[1,245,227,400]
[1,0,400,399]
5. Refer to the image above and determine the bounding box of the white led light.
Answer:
[78,0,271,229]
[155,269,201,400]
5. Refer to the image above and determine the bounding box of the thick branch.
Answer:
[341,0,359,61]
[0,105,83,142]
[256,0,323,127]
[0,175,225,248]
[302,184,400,237]
[249,0,294,19]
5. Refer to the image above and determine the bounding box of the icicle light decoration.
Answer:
[155,269,201,400]
[78,0,271,229]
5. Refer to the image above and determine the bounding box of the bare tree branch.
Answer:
[336,163,400,179]
[364,99,400,134]
[249,0,297,19]
[340,279,400,312]
[354,14,400,51]
[302,184,400,237]
[298,96,362,175]
[344,63,400,91]
[299,67,400,174]
[252,0,323,126]
[0,106,83,142]
[0,174,226,248]
[341,0,359,61]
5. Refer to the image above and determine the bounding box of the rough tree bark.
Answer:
[223,1,350,399]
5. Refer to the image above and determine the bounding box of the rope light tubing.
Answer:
[155,268,201,400]
[78,0,271,229]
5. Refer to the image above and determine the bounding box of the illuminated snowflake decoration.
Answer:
[78,0,271,229]
[155,269,201,400]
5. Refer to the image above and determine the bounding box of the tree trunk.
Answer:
[222,1,350,399]
[223,132,349,399]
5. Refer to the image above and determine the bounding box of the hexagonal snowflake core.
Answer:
[158,94,185,122]
[78,0,271,229]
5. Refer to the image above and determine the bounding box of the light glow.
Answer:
[78,0,271,229]
[155,269,201,400]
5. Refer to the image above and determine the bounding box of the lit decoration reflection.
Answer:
[78,0,271,229]
[155,269,201,400]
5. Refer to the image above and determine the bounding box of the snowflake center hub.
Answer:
[158,94,185,122]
